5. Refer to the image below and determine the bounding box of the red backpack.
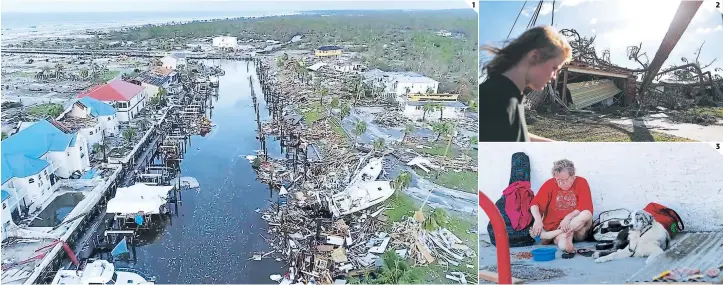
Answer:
[643,202,684,238]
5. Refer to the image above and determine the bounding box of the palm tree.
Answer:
[423,208,449,231]
[54,63,64,79]
[421,104,435,122]
[354,81,365,106]
[425,86,435,94]
[79,68,89,79]
[436,103,445,120]
[319,87,329,106]
[122,128,137,144]
[330,97,340,109]
[340,104,351,120]
[374,251,423,284]
[353,120,367,144]
[373,138,385,152]
[393,171,412,198]
[402,123,414,142]
[432,122,450,141]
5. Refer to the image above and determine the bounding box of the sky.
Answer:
[479,0,723,79]
[1,0,468,13]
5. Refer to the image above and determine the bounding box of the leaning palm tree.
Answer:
[353,120,367,144]
[319,87,329,106]
[393,171,413,198]
[340,104,351,120]
[432,122,450,141]
[373,138,385,152]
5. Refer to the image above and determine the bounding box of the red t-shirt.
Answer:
[531,177,594,231]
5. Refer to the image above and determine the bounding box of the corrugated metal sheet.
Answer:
[626,232,723,283]
[568,79,622,109]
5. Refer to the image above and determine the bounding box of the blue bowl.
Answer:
[531,247,557,261]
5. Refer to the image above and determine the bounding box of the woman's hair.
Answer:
[552,159,576,176]
[482,26,572,75]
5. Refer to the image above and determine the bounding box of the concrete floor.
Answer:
[479,239,647,284]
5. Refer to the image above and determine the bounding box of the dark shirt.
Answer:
[478,74,529,142]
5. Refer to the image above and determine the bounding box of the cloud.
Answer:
[521,7,532,17]
[591,28,596,34]
[696,25,722,34]
[560,0,586,7]
[540,3,554,15]
[590,18,598,25]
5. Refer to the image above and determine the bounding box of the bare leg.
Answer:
[555,232,574,252]
[570,211,593,241]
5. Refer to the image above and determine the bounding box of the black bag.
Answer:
[487,195,535,247]
[509,152,531,185]
[488,152,535,247]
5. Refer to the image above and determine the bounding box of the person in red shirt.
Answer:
[529,159,594,253]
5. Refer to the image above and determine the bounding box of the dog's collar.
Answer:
[628,225,653,253]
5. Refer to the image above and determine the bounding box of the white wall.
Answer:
[394,81,439,96]
[99,114,119,136]
[161,57,178,70]
[402,105,463,121]
[114,88,147,122]
[142,83,160,99]
[11,165,52,211]
[79,126,103,150]
[478,143,723,233]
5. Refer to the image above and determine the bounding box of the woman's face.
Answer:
[526,53,566,91]
[554,171,576,191]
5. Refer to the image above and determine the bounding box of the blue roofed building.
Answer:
[57,96,120,151]
[1,120,90,217]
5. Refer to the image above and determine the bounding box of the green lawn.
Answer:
[417,170,478,194]
[28,103,64,118]
[301,102,325,124]
[101,70,121,82]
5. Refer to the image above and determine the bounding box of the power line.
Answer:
[507,0,528,41]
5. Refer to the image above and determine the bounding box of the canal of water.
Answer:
[131,60,283,283]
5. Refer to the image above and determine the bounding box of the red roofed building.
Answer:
[78,80,148,122]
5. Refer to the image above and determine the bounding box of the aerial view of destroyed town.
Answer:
[479,0,723,142]
[0,1,479,284]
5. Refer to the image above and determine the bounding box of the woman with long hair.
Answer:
[479,26,572,142]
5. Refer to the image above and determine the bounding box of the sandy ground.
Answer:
[479,240,647,284]
[609,117,723,142]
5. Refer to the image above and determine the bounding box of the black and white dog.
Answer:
[594,210,670,264]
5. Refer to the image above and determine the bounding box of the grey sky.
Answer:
[1,0,468,13]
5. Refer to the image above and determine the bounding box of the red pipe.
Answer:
[479,191,512,284]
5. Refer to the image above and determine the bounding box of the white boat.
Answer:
[348,157,384,186]
[329,181,395,217]
[51,260,155,285]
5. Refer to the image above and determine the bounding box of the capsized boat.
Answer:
[51,260,155,285]
[328,181,394,217]
[347,157,384,186]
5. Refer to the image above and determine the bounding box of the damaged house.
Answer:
[56,96,120,151]
[526,60,637,111]
[1,120,91,219]
[78,80,149,122]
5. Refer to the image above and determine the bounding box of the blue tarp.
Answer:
[111,237,129,257]
[81,169,97,179]
[134,214,144,226]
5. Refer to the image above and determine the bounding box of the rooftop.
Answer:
[1,120,77,184]
[2,189,10,202]
[317,45,343,51]
[79,80,144,102]
[78,97,116,117]
[406,101,466,108]
[137,71,172,87]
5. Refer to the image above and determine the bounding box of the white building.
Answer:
[362,69,439,104]
[1,120,91,223]
[79,80,149,122]
[160,52,187,70]
[136,67,176,99]
[402,101,467,121]
[212,36,238,50]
